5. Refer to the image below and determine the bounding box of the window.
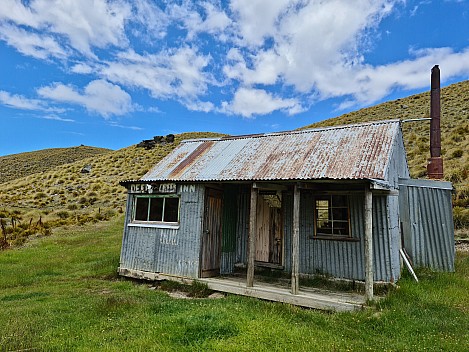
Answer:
[133,196,180,223]
[314,195,350,239]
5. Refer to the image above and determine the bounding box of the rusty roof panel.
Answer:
[141,120,402,182]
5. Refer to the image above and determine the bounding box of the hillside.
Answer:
[0,146,112,184]
[303,80,469,230]
[0,81,468,247]
[0,132,225,246]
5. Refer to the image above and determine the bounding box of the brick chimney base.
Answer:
[427,157,443,179]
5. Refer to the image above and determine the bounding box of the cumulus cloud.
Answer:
[221,87,304,118]
[0,0,130,57]
[37,80,133,118]
[1,0,469,119]
[0,23,66,59]
[101,47,211,102]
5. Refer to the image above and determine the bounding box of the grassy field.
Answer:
[1,217,468,351]
[0,81,467,249]
[0,146,111,184]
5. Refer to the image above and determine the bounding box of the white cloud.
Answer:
[108,122,143,131]
[171,2,231,40]
[221,87,304,118]
[331,47,469,109]
[132,0,169,41]
[0,0,131,57]
[37,79,133,118]
[0,23,66,59]
[37,115,75,122]
[229,0,291,47]
[101,47,211,102]
[1,0,469,121]
[0,90,63,112]
[70,63,94,74]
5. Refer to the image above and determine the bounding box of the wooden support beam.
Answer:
[364,186,374,301]
[291,184,300,295]
[247,185,258,287]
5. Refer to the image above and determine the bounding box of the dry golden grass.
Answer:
[1,80,468,245]
[302,80,469,231]
[0,132,224,246]
[0,145,111,184]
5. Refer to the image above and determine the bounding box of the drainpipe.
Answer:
[427,65,444,179]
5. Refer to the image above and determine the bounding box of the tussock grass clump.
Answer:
[0,132,225,248]
[302,80,469,232]
[0,145,111,184]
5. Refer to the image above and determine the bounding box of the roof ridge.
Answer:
[180,119,401,143]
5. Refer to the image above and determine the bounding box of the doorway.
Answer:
[200,188,223,277]
[255,192,283,266]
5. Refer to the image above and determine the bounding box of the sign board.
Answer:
[129,183,177,194]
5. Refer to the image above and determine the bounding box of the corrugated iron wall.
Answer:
[220,186,238,274]
[236,188,250,265]
[119,184,205,278]
[283,191,400,282]
[399,180,455,271]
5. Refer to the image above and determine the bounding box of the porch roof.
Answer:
[139,120,402,183]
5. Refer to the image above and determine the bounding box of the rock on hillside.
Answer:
[0,146,112,184]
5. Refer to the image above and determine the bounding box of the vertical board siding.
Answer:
[119,184,205,278]
[221,186,238,274]
[236,188,250,265]
[400,182,455,271]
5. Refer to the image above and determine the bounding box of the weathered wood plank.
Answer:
[291,184,300,295]
[247,186,258,287]
[202,278,364,312]
[364,186,374,301]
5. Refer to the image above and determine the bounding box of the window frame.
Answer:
[312,194,353,241]
[131,194,180,225]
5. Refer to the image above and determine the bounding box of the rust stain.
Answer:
[168,141,214,178]
[142,120,401,182]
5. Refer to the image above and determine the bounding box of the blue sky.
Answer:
[1,0,468,156]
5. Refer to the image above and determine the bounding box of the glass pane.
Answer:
[332,195,347,207]
[134,198,149,221]
[332,207,348,221]
[164,198,179,222]
[149,198,163,221]
[315,195,350,237]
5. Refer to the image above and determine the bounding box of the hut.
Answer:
[119,119,454,310]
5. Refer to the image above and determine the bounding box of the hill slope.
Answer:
[0,146,112,184]
[0,81,468,247]
[0,132,225,246]
[303,80,469,227]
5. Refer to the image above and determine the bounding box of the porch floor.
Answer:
[199,275,367,312]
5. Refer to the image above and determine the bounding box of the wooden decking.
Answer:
[119,267,367,311]
[200,276,366,312]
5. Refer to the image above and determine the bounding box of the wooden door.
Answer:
[201,188,223,277]
[255,194,283,265]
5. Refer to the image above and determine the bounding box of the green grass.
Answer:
[1,217,468,351]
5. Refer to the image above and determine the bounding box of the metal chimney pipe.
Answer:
[427,65,443,179]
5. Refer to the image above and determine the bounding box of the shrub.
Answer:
[56,211,70,219]
[453,206,469,229]
[34,192,47,199]
[451,149,464,158]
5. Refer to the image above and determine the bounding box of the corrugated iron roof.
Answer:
[139,119,402,182]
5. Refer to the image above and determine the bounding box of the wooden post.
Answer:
[291,184,300,295]
[247,185,258,287]
[364,186,374,301]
